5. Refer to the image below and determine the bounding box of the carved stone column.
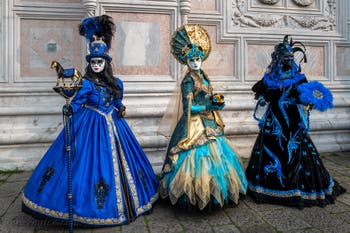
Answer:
[81,0,97,17]
[180,0,191,25]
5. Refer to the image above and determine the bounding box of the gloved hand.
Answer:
[205,103,225,111]
[306,104,313,111]
[118,105,126,118]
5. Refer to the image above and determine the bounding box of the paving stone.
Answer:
[121,216,147,233]
[201,209,232,226]
[336,193,350,206]
[212,224,240,233]
[240,224,277,233]
[0,180,24,198]
[145,202,184,233]
[286,207,348,230]
[1,152,350,233]
[6,171,32,183]
[282,228,322,233]
[146,201,176,221]
[36,227,66,233]
[261,209,311,231]
[148,221,183,233]
[181,221,213,233]
[324,200,350,213]
[91,226,121,233]
[0,196,16,216]
[225,202,264,229]
[243,196,286,213]
[0,174,10,182]
[0,226,35,233]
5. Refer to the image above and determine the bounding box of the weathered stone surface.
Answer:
[121,217,147,233]
[212,224,240,233]
[261,209,311,231]
[240,224,277,233]
[225,201,264,229]
[0,152,349,233]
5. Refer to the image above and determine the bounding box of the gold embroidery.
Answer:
[184,25,211,62]
[160,141,245,210]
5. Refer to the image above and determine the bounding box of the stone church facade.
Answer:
[0,0,349,172]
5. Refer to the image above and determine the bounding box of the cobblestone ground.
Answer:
[0,152,349,233]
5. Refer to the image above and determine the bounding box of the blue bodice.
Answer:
[72,77,124,114]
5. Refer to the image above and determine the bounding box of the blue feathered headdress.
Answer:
[79,15,115,62]
[297,81,333,112]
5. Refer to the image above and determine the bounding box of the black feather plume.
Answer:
[79,15,115,48]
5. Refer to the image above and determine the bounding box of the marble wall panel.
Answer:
[201,25,235,78]
[246,43,325,80]
[20,19,82,80]
[299,45,325,79]
[247,43,275,80]
[191,0,218,11]
[109,12,171,76]
[336,46,350,79]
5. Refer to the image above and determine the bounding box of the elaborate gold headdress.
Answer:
[170,24,211,64]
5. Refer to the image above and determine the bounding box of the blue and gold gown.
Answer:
[245,62,346,208]
[22,77,158,226]
[159,70,247,210]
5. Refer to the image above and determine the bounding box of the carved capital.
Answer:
[81,0,97,17]
[180,0,191,24]
[180,0,191,15]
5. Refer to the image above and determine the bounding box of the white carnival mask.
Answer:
[90,57,106,73]
[187,57,202,71]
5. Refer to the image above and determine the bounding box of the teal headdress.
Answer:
[170,24,211,64]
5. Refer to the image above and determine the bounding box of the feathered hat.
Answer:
[79,15,115,62]
[274,35,307,71]
[170,24,211,64]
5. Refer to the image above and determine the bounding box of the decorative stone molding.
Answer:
[292,0,314,7]
[258,0,280,5]
[289,0,336,31]
[232,0,282,28]
[180,0,191,24]
[81,0,97,17]
[231,0,336,31]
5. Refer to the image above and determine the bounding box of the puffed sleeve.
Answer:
[113,77,124,109]
[252,78,267,100]
[181,74,195,116]
[71,79,92,112]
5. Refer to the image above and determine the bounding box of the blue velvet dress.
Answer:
[22,78,158,226]
[245,62,346,207]
[159,70,247,210]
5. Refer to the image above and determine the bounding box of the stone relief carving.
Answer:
[258,0,280,5]
[232,0,282,28]
[292,0,314,7]
[289,0,336,31]
[231,0,336,31]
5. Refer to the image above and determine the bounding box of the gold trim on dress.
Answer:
[21,105,158,225]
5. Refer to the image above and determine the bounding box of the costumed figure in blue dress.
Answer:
[245,35,346,208]
[159,25,247,211]
[22,15,158,226]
